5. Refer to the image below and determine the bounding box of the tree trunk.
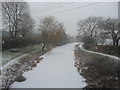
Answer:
[113,40,116,46]
[116,39,119,46]
[112,37,117,46]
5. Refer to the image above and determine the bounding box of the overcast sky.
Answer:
[27,0,118,36]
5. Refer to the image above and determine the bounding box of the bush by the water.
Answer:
[81,36,96,50]
[81,36,96,45]
[83,55,119,88]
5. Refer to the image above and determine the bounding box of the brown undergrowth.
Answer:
[2,49,47,89]
[74,44,120,88]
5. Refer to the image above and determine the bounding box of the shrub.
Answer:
[15,75,26,82]
[81,36,96,50]
[83,55,120,88]
[81,36,96,45]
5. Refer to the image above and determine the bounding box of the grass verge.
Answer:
[74,44,120,88]
[2,44,42,65]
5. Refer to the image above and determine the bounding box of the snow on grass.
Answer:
[2,44,42,66]
[1,53,28,71]
[11,43,86,88]
[79,43,120,60]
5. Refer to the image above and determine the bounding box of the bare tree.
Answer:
[51,22,67,45]
[2,2,33,40]
[99,18,120,46]
[38,16,58,50]
[38,16,67,51]
[77,16,102,38]
[19,13,34,39]
[0,1,1,52]
[38,16,58,33]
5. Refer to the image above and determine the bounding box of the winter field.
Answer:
[11,43,87,88]
[2,44,42,66]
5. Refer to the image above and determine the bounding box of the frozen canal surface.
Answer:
[11,43,86,88]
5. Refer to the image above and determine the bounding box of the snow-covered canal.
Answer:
[11,43,86,88]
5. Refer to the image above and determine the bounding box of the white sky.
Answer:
[26,0,118,36]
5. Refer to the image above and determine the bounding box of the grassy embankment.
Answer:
[2,44,54,89]
[2,44,42,65]
[83,44,120,57]
[74,44,120,88]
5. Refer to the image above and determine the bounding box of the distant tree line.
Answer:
[77,16,120,46]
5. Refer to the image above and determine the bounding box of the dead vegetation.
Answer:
[83,44,120,57]
[2,50,45,89]
[93,45,119,57]
[74,44,120,88]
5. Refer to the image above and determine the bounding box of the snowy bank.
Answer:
[1,50,40,71]
[11,43,86,88]
[79,43,120,60]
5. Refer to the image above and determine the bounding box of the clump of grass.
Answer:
[35,57,43,63]
[85,56,119,88]
[15,75,26,82]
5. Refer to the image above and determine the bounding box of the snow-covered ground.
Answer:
[1,49,40,70]
[11,43,86,88]
[79,43,120,60]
